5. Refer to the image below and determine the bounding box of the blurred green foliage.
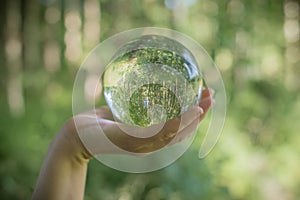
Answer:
[0,0,300,199]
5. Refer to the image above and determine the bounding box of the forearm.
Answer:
[32,121,90,200]
[31,88,212,199]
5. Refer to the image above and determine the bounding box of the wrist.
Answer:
[54,118,93,164]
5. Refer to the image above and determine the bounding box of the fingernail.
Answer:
[209,88,215,96]
[198,107,204,115]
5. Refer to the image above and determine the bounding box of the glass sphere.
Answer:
[103,35,203,127]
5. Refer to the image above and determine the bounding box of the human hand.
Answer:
[32,88,213,200]
[64,87,214,159]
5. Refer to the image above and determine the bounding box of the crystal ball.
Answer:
[103,35,203,127]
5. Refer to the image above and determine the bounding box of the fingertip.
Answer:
[198,106,204,115]
[186,106,203,118]
[199,97,213,113]
[208,88,215,97]
[197,107,204,122]
[201,87,215,98]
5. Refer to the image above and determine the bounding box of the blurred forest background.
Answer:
[0,0,300,199]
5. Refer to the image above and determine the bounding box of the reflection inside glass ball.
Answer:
[103,35,203,127]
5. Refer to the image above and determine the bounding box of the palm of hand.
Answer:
[72,88,213,155]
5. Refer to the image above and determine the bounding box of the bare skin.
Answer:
[32,88,213,200]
